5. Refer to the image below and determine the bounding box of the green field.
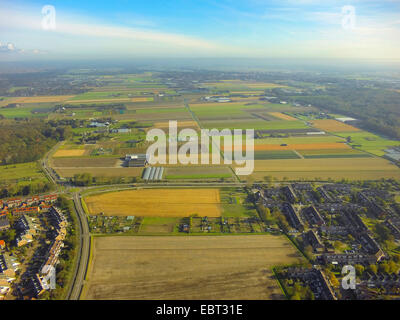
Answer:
[335,131,400,156]
[164,166,234,180]
[69,91,133,100]
[254,135,345,145]
[0,162,47,184]
[0,105,51,118]
[220,188,258,218]
[139,217,181,234]
[165,173,232,179]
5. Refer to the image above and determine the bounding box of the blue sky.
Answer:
[1,0,400,60]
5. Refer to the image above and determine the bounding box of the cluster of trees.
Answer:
[0,180,53,199]
[374,223,395,245]
[273,83,400,140]
[287,280,315,300]
[73,173,93,186]
[0,120,72,165]
[255,203,290,232]
[72,173,138,186]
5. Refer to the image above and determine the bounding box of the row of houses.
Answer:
[282,203,304,231]
[285,267,337,300]
[29,206,68,297]
[358,192,386,218]
[302,206,325,227]
[384,219,400,240]
[0,253,20,299]
[321,253,378,265]
[15,215,40,247]
[0,194,57,210]
[282,186,297,204]
[303,230,324,253]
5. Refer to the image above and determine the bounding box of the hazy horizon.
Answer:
[1,0,400,62]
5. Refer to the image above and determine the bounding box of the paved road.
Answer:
[41,141,64,187]
[66,192,90,300]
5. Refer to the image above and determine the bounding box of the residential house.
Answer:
[303,206,325,226]
[0,216,10,231]
[282,203,304,231]
[304,230,324,253]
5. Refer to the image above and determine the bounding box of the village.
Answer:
[0,193,71,300]
[252,180,400,299]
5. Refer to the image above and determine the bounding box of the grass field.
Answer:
[220,189,258,217]
[139,217,180,234]
[335,131,400,156]
[55,167,143,178]
[51,157,119,167]
[0,105,51,118]
[83,235,303,300]
[85,189,222,217]
[0,162,46,184]
[164,166,233,180]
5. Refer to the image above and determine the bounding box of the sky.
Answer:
[0,0,400,61]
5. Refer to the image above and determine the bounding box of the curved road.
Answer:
[66,193,90,300]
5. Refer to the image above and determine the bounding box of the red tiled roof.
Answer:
[13,206,40,213]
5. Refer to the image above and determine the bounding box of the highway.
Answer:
[66,192,90,300]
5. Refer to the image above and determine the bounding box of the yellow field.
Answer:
[236,158,400,180]
[53,149,87,157]
[153,120,199,129]
[10,95,75,103]
[84,235,303,300]
[85,188,221,217]
[0,96,75,106]
[311,119,360,132]
[131,97,153,102]
[66,98,130,103]
[269,112,297,121]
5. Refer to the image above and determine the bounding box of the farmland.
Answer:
[310,119,360,132]
[164,165,234,180]
[53,149,88,157]
[84,189,222,217]
[55,167,143,178]
[83,235,304,300]
[268,112,298,121]
[335,131,400,156]
[237,157,400,181]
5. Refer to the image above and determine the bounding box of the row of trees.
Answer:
[0,180,53,199]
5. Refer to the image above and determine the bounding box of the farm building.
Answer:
[142,167,164,181]
[111,128,131,134]
[125,154,148,167]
